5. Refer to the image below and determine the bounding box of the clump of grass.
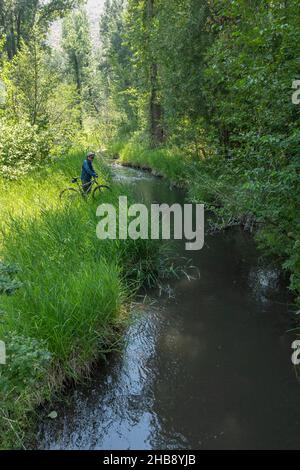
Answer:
[106,139,128,159]
[114,141,190,187]
[0,205,126,369]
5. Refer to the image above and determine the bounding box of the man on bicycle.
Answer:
[81,152,98,194]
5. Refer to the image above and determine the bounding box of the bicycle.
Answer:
[59,176,111,202]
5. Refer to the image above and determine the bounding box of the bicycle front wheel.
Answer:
[92,185,111,201]
[59,188,82,202]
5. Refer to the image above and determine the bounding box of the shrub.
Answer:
[0,333,51,450]
[0,118,52,179]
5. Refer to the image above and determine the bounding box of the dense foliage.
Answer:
[0,2,99,179]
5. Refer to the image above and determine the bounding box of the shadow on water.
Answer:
[36,164,300,450]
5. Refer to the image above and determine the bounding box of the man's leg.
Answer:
[82,180,92,195]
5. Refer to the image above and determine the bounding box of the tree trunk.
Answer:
[16,10,22,51]
[219,125,231,158]
[73,53,83,127]
[32,41,38,125]
[7,21,16,60]
[147,0,164,147]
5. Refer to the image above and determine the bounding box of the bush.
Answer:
[0,118,52,179]
[0,333,51,450]
[0,333,51,398]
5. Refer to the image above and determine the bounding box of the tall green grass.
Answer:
[113,141,191,187]
[0,149,166,449]
[1,206,125,368]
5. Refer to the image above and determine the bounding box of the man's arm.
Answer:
[83,160,97,177]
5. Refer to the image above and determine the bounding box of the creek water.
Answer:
[36,165,300,450]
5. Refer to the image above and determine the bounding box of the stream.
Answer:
[36,164,300,450]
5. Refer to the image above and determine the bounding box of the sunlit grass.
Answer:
[0,149,109,223]
[116,141,190,186]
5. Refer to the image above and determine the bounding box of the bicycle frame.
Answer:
[60,177,110,202]
[73,177,98,196]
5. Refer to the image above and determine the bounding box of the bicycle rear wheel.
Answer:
[60,188,82,202]
[92,185,111,201]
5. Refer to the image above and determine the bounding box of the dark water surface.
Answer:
[37,165,300,450]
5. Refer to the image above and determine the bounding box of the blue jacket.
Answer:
[81,159,97,182]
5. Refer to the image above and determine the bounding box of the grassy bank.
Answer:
[114,141,191,187]
[0,149,168,449]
